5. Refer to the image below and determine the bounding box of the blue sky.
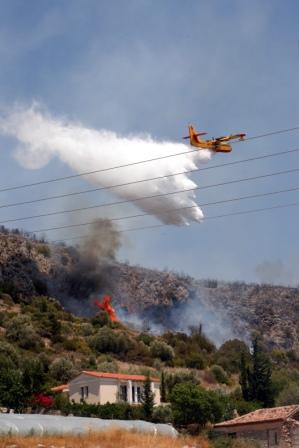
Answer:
[0,0,299,284]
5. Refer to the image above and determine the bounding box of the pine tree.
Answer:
[239,337,275,407]
[250,337,274,407]
[141,374,155,420]
[160,370,166,403]
[239,351,250,401]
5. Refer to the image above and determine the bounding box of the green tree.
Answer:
[22,358,46,396]
[239,351,250,401]
[89,327,130,355]
[152,405,173,423]
[6,315,43,350]
[169,382,220,427]
[49,358,76,383]
[141,374,155,420]
[185,352,205,369]
[210,365,229,385]
[250,337,275,407]
[0,341,19,370]
[160,370,167,403]
[150,340,174,362]
[215,339,250,374]
[48,312,63,342]
[0,369,27,411]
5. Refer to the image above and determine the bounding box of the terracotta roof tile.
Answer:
[82,370,160,382]
[215,405,299,428]
[51,384,69,393]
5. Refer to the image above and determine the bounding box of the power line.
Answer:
[27,183,299,234]
[0,125,299,194]
[236,126,299,141]
[1,164,299,211]
[1,146,299,223]
[50,199,299,244]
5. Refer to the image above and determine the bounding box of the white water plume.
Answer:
[0,104,212,225]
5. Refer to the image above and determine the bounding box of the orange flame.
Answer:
[94,295,118,322]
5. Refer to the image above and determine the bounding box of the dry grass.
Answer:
[0,428,209,448]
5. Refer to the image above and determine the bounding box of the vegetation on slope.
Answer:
[0,229,299,431]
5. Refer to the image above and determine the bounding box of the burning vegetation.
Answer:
[94,295,119,322]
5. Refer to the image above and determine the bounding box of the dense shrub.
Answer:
[165,371,199,396]
[89,327,131,355]
[152,405,173,423]
[0,281,19,300]
[79,322,94,336]
[228,389,261,416]
[97,360,119,373]
[277,382,299,405]
[0,368,27,411]
[185,352,206,369]
[215,340,250,374]
[0,340,20,368]
[138,332,154,346]
[162,328,214,367]
[5,315,43,350]
[125,340,152,364]
[36,244,51,258]
[150,340,174,362]
[91,311,110,328]
[56,400,145,420]
[169,382,223,426]
[210,365,229,385]
[62,337,90,354]
[272,368,299,397]
[49,358,77,383]
[32,276,48,295]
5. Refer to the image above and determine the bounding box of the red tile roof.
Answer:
[51,384,69,393]
[215,406,299,428]
[82,370,160,382]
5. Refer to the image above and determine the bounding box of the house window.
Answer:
[132,386,135,403]
[120,385,127,402]
[80,386,89,401]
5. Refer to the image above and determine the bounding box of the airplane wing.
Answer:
[182,132,207,140]
[215,136,230,142]
[216,133,246,142]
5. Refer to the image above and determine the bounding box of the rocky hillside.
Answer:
[0,229,298,351]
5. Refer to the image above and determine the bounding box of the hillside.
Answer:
[1,227,299,419]
[0,228,298,351]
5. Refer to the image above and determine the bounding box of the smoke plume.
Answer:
[50,218,121,312]
[79,218,122,262]
[0,104,212,225]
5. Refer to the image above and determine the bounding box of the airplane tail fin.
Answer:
[182,125,206,142]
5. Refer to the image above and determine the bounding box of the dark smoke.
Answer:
[49,219,122,314]
[79,219,122,262]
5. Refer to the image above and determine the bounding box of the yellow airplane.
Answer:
[183,125,246,153]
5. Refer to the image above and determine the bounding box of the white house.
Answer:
[63,370,160,406]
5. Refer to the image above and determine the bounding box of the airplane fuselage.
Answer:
[190,137,232,153]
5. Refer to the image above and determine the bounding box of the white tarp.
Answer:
[0,414,177,437]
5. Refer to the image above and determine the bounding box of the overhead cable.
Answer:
[0,125,298,193]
